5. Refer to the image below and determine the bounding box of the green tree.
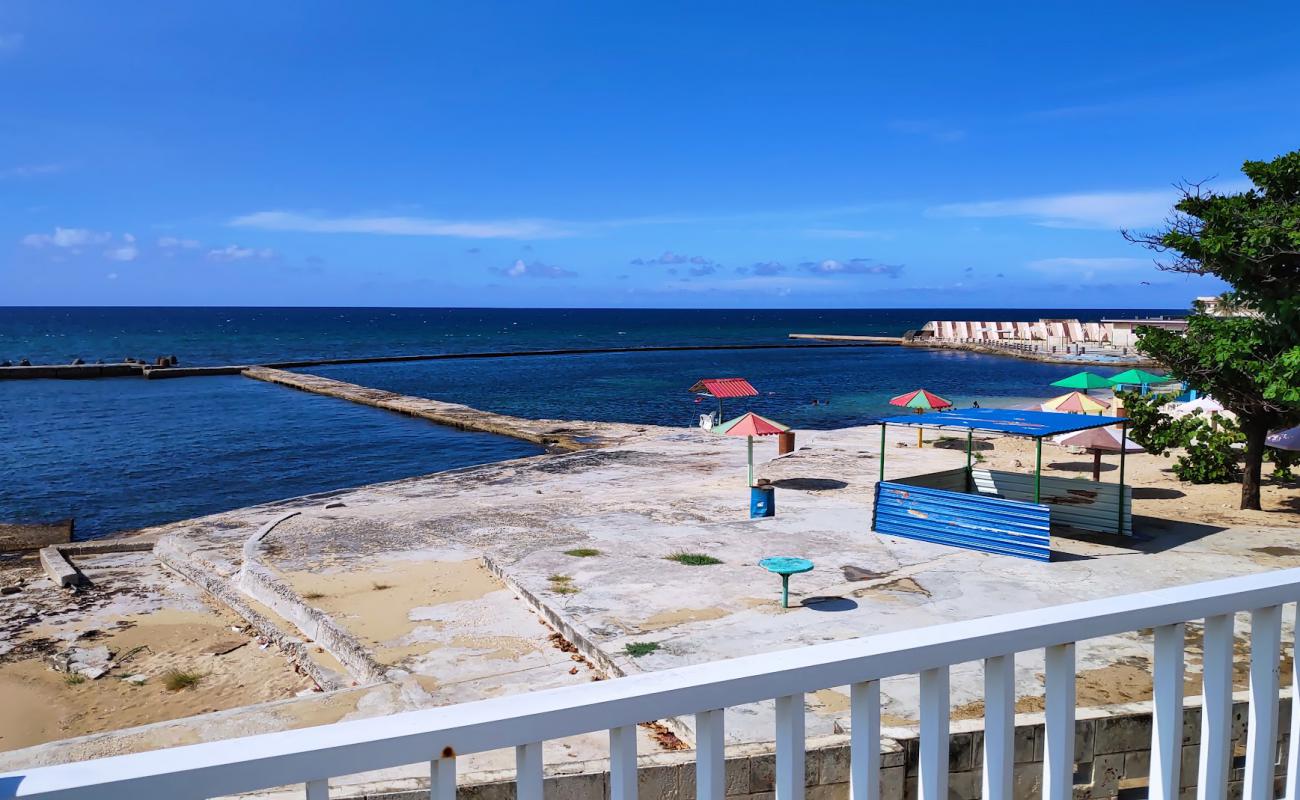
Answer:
[1124,150,1300,510]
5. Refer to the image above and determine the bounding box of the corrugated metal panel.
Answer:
[689,378,758,399]
[872,482,1051,561]
[893,467,968,492]
[970,469,1132,536]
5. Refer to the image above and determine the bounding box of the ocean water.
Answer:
[1,307,1175,539]
[306,346,1086,430]
[0,307,1176,366]
[0,376,540,538]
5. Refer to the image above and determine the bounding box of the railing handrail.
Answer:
[5,567,1300,800]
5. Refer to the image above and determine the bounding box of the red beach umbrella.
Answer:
[889,388,952,447]
[712,412,790,485]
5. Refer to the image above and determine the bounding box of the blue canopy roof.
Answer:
[878,408,1124,438]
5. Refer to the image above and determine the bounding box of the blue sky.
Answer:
[2,3,1297,308]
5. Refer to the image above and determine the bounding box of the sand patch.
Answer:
[0,608,310,752]
[281,558,502,665]
[638,607,728,632]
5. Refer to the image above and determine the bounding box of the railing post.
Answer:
[850,681,880,800]
[1043,643,1075,800]
[918,667,949,800]
[983,655,1014,800]
[610,725,638,800]
[1198,614,1234,800]
[775,693,806,800]
[1245,605,1283,800]
[430,754,455,800]
[306,779,328,800]
[696,709,725,800]
[1149,623,1185,800]
[1288,604,1300,800]
[516,742,543,800]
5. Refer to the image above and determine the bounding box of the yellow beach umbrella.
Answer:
[1041,391,1110,415]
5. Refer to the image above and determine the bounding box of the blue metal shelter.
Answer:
[873,408,1133,561]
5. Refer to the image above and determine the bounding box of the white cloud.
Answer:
[801,228,892,240]
[798,258,904,277]
[0,163,65,179]
[493,259,577,279]
[930,189,1176,229]
[22,227,112,249]
[104,243,139,262]
[1027,257,1151,272]
[106,272,118,280]
[231,210,576,240]
[158,236,201,249]
[0,33,23,55]
[888,119,966,143]
[207,244,277,262]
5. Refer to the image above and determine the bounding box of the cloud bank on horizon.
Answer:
[4,3,1292,308]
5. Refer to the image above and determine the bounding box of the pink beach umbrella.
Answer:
[1055,426,1144,481]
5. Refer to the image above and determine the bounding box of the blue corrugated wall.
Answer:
[872,481,1052,561]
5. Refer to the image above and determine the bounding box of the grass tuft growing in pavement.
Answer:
[162,669,204,691]
[564,548,601,558]
[624,642,660,657]
[666,552,722,566]
[548,574,579,595]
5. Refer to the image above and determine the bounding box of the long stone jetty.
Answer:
[242,366,629,452]
[0,342,891,380]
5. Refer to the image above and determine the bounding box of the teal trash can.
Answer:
[750,485,775,518]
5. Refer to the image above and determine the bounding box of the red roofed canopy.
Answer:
[689,377,758,399]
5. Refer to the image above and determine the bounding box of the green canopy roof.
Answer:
[1051,371,1114,390]
[1109,368,1172,386]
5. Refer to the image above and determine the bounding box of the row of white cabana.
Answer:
[921,319,1113,343]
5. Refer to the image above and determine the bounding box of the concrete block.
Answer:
[947,769,982,800]
[816,744,851,786]
[1231,702,1249,744]
[1094,715,1152,755]
[1179,744,1200,788]
[38,546,83,588]
[544,771,606,800]
[749,754,775,793]
[1015,724,1040,764]
[1013,763,1043,798]
[460,780,516,800]
[1075,719,1096,764]
[1124,749,1150,779]
[806,784,847,800]
[725,756,751,796]
[1088,752,1125,798]
[638,764,680,800]
[879,766,904,800]
[1183,705,1202,745]
[949,731,977,772]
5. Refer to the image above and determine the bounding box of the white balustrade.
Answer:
[3,569,1299,800]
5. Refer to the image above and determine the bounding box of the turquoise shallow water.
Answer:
[1,307,1170,539]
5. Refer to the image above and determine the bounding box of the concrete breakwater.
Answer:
[242,366,627,452]
[0,342,888,380]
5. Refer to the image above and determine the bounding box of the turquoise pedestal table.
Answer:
[759,556,814,608]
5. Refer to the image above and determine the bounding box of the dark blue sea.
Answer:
[1,307,1175,539]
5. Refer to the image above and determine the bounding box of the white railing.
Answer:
[3,568,1299,800]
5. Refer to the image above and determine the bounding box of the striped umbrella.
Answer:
[1055,426,1144,480]
[712,412,790,485]
[889,389,952,447]
[1042,391,1111,415]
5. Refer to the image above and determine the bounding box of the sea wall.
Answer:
[342,691,1286,800]
[0,521,72,552]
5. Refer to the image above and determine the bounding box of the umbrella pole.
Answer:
[1093,451,1101,482]
[916,409,923,448]
[965,429,973,491]
[747,435,754,487]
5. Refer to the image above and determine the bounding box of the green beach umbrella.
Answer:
[1050,371,1113,394]
[1108,368,1171,387]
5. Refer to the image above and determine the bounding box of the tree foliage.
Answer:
[1123,149,1300,509]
